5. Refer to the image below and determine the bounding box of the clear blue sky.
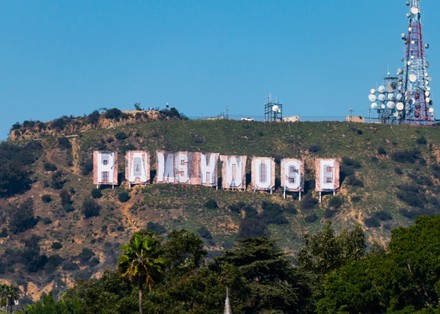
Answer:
[1,0,439,140]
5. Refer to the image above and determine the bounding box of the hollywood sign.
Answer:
[93,151,340,199]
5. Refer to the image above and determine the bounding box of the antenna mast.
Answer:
[368,0,434,124]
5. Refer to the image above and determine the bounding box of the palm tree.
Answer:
[118,231,164,314]
[0,284,20,313]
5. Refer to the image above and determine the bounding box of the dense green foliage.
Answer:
[317,215,440,313]
[18,216,440,313]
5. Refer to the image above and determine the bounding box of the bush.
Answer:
[51,171,67,190]
[43,162,57,171]
[416,135,427,145]
[391,150,421,163]
[284,203,297,215]
[394,167,403,175]
[86,110,100,125]
[229,201,246,213]
[42,217,52,224]
[0,142,41,197]
[346,176,364,187]
[57,137,72,150]
[118,191,130,203]
[323,208,336,218]
[204,199,218,209]
[78,248,95,263]
[0,228,7,238]
[197,226,213,240]
[51,242,63,250]
[104,108,123,120]
[301,194,318,211]
[59,189,72,206]
[9,198,38,234]
[81,158,94,176]
[114,132,128,140]
[41,194,52,203]
[329,196,343,209]
[91,188,102,199]
[364,216,380,228]
[262,201,288,225]
[146,222,167,234]
[373,211,392,221]
[308,144,321,153]
[377,147,387,155]
[82,198,100,218]
[45,254,64,272]
[304,214,318,223]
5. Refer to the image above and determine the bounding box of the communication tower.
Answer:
[368,0,434,124]
[264,95,283,122]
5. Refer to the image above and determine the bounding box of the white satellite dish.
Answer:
[378,94,386,101]
[272,105,279,112]
[425,91,430,97]
[396,102,405,111]
[368,94,377,102]
[411,7,419,14]
[428,107,434,113]
[370,88,376,94]
[381,104,386,109]
[396,93,403,100]
[411,40,415,45]
[426,97,431,103]
[371,102,378,109]
[378,85,386,93]
[407,61,412,66]
[393,111,400,118]
[397,68,403,74]
[427,86,431,91]
[388,93,395,100]
[408,27,412,32]
[409,74,417,82]
[387,101,396,109]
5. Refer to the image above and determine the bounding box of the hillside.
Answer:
[1,115,439,302]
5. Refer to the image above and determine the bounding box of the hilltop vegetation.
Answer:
[0,112,439,303]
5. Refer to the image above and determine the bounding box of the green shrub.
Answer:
[51,171,67,190]
[416,135,427,145]
[78,248,94,263]
[308,144,321,153]
[118,191,130,203]
[43,162,57,171]
[9,198,38,234]
[0,228,7,238]
[204,199,218,209]
[146,222,167,234]
[57,137,72,150]
[114,132,128,140]
[51,242,63,250]
[329,196,343,209]
[364,216,380,228]
[82,198,100,218]
[391,150,421,163]
[229,201,246,213]
[304,214,318,223]
[377,147,387,155]
[41,194,52,203]
[91,188,102,199]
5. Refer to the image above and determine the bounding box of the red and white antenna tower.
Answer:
[402,0,433,124]
[368,0,434,124]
